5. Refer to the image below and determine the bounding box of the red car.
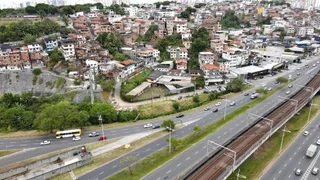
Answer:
[98,136,107,141]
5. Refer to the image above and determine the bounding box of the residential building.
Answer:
[27,44,43,53]
[43,38,58,51]
[198,52,215,65]
[175,21,188,34]
[181,32,192,40]
[61,39,75,61]
[120,59,136,77]
[166,46,188,60]
[176,59,188,70]
[222,48,248,67]
[183,41,192,49]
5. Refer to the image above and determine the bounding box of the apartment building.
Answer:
[176,59,188,70]
[120,59,136,77]
[27,44,43,53]
[222,48,248,67]
[166,46,188,60]
[44,38,58,51]
[61,39,75,61]
[198,52,215,65]
[175,21,188,34]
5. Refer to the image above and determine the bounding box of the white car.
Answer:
[204,107,210,111]
[316,139,320,145]
[40,140,51,145]
[261,83,266,87]
[144,123,152,128]
[286,91,290,94]
[313,64,316,67]
[312,167,319,175]
[215,102,221,106]
[230,102,235,106]
[303,131,309,136]
[297,67,301,70]
[267,87,272,91]
[73,136,81,141]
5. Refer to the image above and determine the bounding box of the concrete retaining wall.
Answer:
[0,147,84,180]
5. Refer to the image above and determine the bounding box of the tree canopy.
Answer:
[179,7,196,21]
[96,32,123,55]
[226,78,245,92]
[220,10,241,29]
[189,27,210,70]
[161,120,176,131]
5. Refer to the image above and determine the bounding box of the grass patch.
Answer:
[139,101,175,117]
[0,150,20,158]
[0,138,119,173]
[106,84,286,180]
[56,77,66,89]
[227,95,320,180]
[50,130,168,180]
[32,76,37,85]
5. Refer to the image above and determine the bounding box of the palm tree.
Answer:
[61,15,70,27]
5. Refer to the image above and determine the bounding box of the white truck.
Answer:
[306,144,318,158]
[251,93,260,99]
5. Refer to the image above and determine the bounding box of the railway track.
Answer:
[186,73,320,180]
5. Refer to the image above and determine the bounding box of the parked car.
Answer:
[98,136,107,141]
[303,131,309,136]
[178,96,182,100]
[275,81,279,84]
[40,140,51,145]
[144,123,152,128]
[213,108,218,112]
[176,114,184,118]
[295,168,303,176]
[73,136,81,141]
[261,83,266,87]
[89,132,100,137]
[152,124,161,129]
[259,76,264,79]
[215,102,221,106]
[313,64,316,67]
[317,139,320,145]
[297,72,300,76]
[312,167,319,175]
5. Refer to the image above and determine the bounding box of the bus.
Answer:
[56,129,82,138]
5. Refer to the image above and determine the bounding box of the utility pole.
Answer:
[279,125,291,154]
[99,114,105,140]
[169,124,172,153]
[89,67,94,105]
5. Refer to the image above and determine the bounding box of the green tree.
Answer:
[100,79,116,92]
[89,103,117,124]
[256,88,268,94]
[113,52,127,61]
[96,32,123,55]
[120,156,137,175]
[60,15,70,27]
[166,138,182,151]
[195,76,205,88]
[37,10,46,20]
[220,10,241,29]
[67,110,90,128]
[2,107,34,130]
[94,3,104,9]
[32,68,42,76]
[226,78,245,92]
[23,34,36,44]
[193,95,200,103]
[25,6,37,14]
[118,110,138,122]
[161,120,176,131]
[193,125,201,136]
[108,4,125,15]
[209,92,217,101]
[143,24,158,41]
[276,77,288,83]
[1,93,21,108]
[172,102,180,111]
[179,7,196,21]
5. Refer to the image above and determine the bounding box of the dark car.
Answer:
[176,114,184,118]
[152,124,161,129]
[244,93,249,96]
[98,136,107,141]
[259,76,264,79]
[213,108,218,112]
[178,96,182,100]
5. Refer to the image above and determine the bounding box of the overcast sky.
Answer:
[130,0,158,4]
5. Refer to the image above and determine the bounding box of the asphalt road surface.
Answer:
[260,112,320,180]
[76,63,319,180]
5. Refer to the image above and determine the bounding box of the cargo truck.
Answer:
[306,144,318,158]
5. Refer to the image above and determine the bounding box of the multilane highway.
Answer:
[260,111,320,180]
[77,63,320,180]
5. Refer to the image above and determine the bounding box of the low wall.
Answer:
[0,147,84,180]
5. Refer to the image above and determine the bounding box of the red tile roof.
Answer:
[202,64,219,71]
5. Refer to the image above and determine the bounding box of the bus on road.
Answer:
[56,129,82,138]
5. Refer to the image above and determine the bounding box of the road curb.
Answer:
[258,110,320,180]
[0,148,35,161]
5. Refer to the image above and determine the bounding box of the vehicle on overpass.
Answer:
[306,144,318,158]
[56,129,82,138]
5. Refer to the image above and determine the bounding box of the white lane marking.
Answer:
[123,129,128,131]
[156,144,160,146]
[177,163,181,167]
[289,175,291,178]
[99,172,104,175]
[23,141,30,143]
[156,178,160,180]
[298,146,301,150]
[20,144,27,146]
[112,165,117,168]
[195,151,199,155]
[110,131,116,133]
[167,170,171,174]
[289,158,292,161]
[294,152,297,155]
[284,164,287,167]
[236,124,239,127]
[186,157,190,160]
[278,170,282,174]
[301,150,320,180]
[136,154,140,156]
[298,161,301,164]
[146,148,150,152]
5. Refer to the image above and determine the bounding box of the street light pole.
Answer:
[169,124,172,153]
[99,115,104,140]
[279,125,291,154]
[224,95,228,121]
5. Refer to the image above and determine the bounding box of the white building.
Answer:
[198,52,215,65]
[222,48,248,67]
[175,21,188,34]
[27,44,43,53]
[61,40,75,61]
